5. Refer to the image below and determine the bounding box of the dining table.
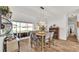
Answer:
[36,31,46,51]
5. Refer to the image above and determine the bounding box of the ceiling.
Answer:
[10,6,79,23]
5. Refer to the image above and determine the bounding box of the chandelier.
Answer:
[37,6,47,31]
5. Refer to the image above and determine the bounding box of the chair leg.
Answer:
[36,40,40,47]
[52,39,54,45]
[49,38,51,48]
[18,41,20,52]
[31,40,33,48]
[35,40,38,48]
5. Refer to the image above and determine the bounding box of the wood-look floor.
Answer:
[67,34,77,42]
[7,34,79,52]
[19,38,79,52]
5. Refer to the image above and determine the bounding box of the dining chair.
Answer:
[30,32,40,48]
[45,32,54,48]
[3,37,19,52]
[50,32,54,45]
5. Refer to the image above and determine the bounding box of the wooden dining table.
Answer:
[36,31,46,51]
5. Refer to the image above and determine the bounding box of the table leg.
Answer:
[41,36,44,51]
[18,41,20,52]
[44,37,45,49]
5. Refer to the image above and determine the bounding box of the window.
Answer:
[27,23,34,31]
[12,22,17,33]
[17,22,21,33]
[21,23,28,33]
[12,21,34,33]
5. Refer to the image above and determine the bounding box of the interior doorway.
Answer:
[67,15,78,42]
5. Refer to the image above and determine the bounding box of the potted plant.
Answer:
[0,6,10,16]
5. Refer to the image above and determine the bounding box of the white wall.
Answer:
[77,15,79,41]
[12,14,68,40]
[44,15,68,40]
[49,16,67,40]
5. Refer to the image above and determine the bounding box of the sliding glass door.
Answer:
[12,21,34,34]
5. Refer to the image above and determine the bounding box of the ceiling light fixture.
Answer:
[36,6,47,31]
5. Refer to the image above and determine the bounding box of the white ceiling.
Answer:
[10,6,79,23]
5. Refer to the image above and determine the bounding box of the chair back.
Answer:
[45,32,54,40]
[49,32,54,40]
[45,32,50,39]
[30,32,37,41]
